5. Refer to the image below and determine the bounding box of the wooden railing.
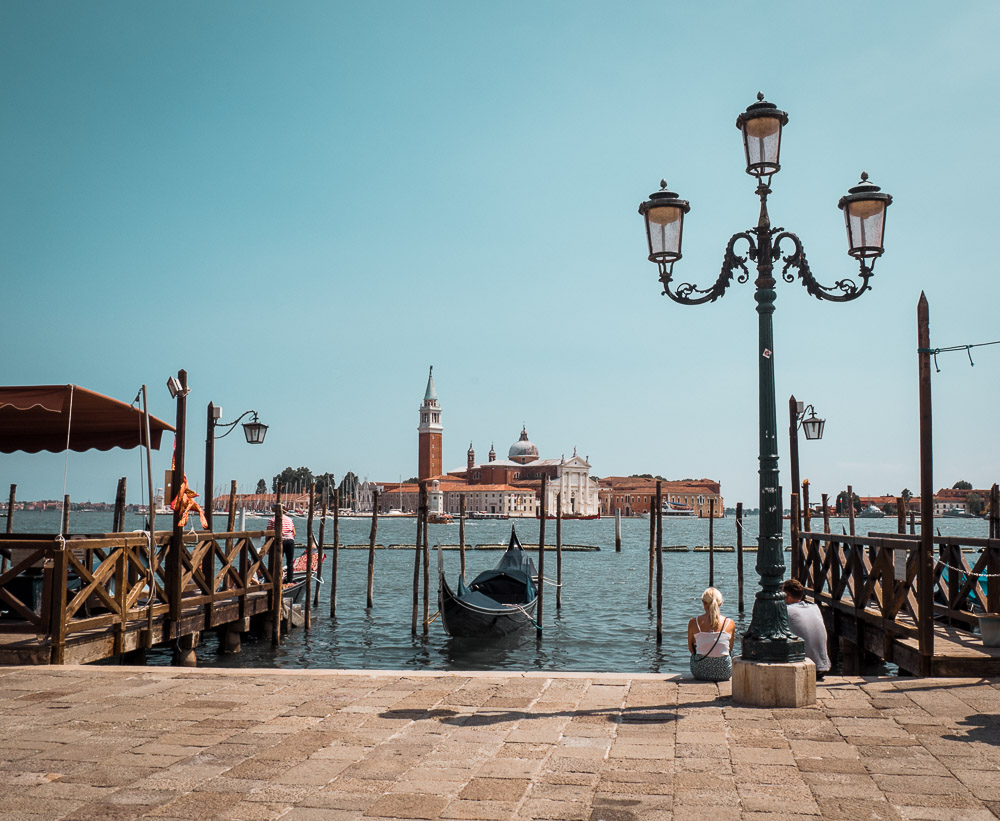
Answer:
[0,529,278,663]
[793,527,1000,671]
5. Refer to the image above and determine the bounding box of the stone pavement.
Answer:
[0,667,998,821]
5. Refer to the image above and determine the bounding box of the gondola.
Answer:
[438,527,538,638]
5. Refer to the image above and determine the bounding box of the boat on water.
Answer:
[428,512,454,524]
[437,528,538,638]
[467,511,508,520]
[662,501,697,517]
[856,505,886,519]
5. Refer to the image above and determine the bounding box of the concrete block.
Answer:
[732,658,816,708]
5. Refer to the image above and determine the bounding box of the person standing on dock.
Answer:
[268,510,297,582]
[782,579,831,679]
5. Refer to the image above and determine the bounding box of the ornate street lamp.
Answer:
[788,396,825,559]
[205,403,268,529]
[638,93,891,665]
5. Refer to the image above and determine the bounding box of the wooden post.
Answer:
[168,369,187,627]
[987,483,1000,614]
[909,510,916,536]
[802,480,811,533]
[615,508,621,552]
[822,493,830,534]
[412,482,425,635]
[62,494,71,536]
[708,498,715,587]
[304,482,315,629]
[648,494,655,610]
[788,394,802,535]
[790,493,800,583]
[227,481,237,532]
[5,484,15,534]
[113,477,127,532]
[204,402,216,531]
[459,493,466,580]
[422,496,429,635]
[847,484,856,536]
[1,483,13,573]
[271,483,283,645]
[366,490,378,609]
[917,293,935,674]
[655,481,663,642]
[315,488,327,608]
[736,502,744,613]
[896,497,906,535]
[556,492,562,609]
[330,488,340,618]
[50,545,68,664]
[537,474,547,639]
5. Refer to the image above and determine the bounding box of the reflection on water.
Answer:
[10,510,989,675]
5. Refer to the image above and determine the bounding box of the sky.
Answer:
[2,1,999,507]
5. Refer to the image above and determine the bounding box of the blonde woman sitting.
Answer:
[687,587,736,681]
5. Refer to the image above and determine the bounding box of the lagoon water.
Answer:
[8,510,991,675]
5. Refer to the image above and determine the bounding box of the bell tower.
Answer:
[418,366,443,480]
[467,443,475,471]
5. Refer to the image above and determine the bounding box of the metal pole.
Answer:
[788,395,801,579]
[741,187,804,664]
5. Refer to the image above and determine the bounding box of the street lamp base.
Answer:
[732,657,816,707]
[741,634,806,664]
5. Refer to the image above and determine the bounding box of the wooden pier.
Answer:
[794,527,1000,676]
[0,528,285,665]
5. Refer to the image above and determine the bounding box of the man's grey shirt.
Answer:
[787,600,831,672]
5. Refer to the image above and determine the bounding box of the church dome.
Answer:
[508,427,539,464]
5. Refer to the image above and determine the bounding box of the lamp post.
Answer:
[638,93,891,665]
[205,403,268,530]
[788,396,825,521]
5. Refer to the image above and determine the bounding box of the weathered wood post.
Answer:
[330,488,340,618]
[790,492,800,583]
[62,494,71,537]
[422,493,430,635]
[304,482,315,629]
[917,293,935,675]
[615,507,621,552]
[802,480,811,534]
[113,477,127,532]
[847,484,856,536]
[459,493,466,580]
[315,488,327,608]
[648,494,655,610]
[708,498,715,587]
[5,483,15,534]
[537,474,547,639]
[168,369,188,628]
[555,492,563,609]
[896,497,906,535]
[822,493,830,534]
[366,489,378,609]
[412,482,425,635]
[655,481,663,642]
[736,502,744,613]
[271,483,284,645]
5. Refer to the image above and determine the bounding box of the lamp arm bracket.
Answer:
[659,231,754,305]
[214,409,259,440]
[774,231,873,303]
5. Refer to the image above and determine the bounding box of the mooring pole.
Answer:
[736,502,744,613]
[330,488,340,618]
[655,481,663,643]
[315,488,327,608]
[537,474,547,640]
[412,482,425,635]
[304,482,315,629]
[917,293,935,675]
[459,493,466,580]
[366,489,378,609]
[271,483,283,645]
[648,494,655,610]
[708,498,715,587]
[556,492,562,609]
[615,507,621,552]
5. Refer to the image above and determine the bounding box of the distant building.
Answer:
[597,477,723,518]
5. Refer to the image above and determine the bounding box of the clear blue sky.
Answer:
[2,1,998,506]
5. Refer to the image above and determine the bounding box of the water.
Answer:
[6,510,991,674]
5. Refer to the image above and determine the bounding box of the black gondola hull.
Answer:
[438,576,537,638]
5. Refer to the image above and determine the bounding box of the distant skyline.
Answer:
[2,2,999,507]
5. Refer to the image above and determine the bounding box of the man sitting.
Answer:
[783,579,831,680]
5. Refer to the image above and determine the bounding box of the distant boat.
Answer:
[437,528,538,638]
[662,501,697,517]
[428,512,454,524]
[856,505,885,519]
[467,511,508,520]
